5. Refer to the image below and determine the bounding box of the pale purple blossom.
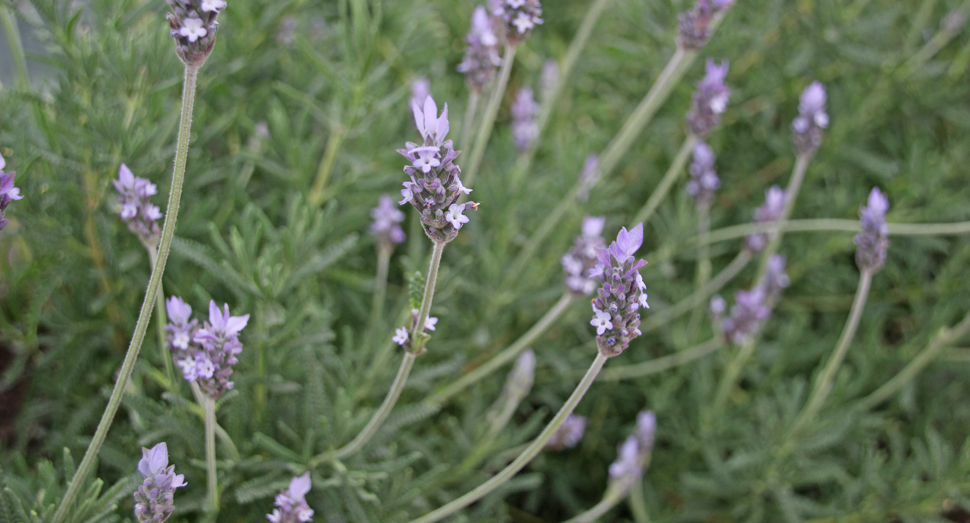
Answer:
[267,473,313,523]
[686,141,720,208]
[167,0,224,65]
[457,6,502,90]
[165,296,198,352]
[0,154,23,232]
[492,0,543,46]
[609,437,641,481]
[678,0,733,50]
[172,300,250,399]
[133,442,186,523]
[511,87,540,151]
[590,224,649,356]
[562,216,607,295]
[546,414,587,450]
[792,81,829,156]
[854,188,889,273]
[745,186,787,251]
[608,411,656,491]
[762,254,791,300]
[370,194,406,249]
[114,164,162,249]
[686,59,730,138]
[392,327,409,346]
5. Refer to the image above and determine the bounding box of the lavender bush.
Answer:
[1,0,970,522]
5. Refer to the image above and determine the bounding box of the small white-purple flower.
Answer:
[591,308,613,335]
[200,0,226,12]
[267,473,314,523]
[179,17,208,42]
[444,203,470,229]
[424,316,438,331]
[412,96,450,147]
[392,327,409,346]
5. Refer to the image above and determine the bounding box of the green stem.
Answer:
[599,337,723,381]
[708,338,756,421]
[788,270,873,437]
[755,154,811,280]
[463,44,516,189]
[203,396,219,512]
[899,0,970,76]
[564,487,625,523]
[324,241,445,462]
[503,195,575,287]
[639,250,752,335]
[686,203,712,339]
[858,311,970,410]
[52,63,200,523]
[308,126,347,207]
[632,135,698,226]
[427,292,575,406]
[459,89,481,156]
[628,478,652,523]
[0,4,29,89]
[410,352,609,523]
[692,219,970,248]
[147,247,175,387]
[371,246,391,328]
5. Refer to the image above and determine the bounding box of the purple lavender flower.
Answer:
[608,410,656,490]
[546,414,587,450]
[398,96,478,243]
[133,442,186,523]
[506,349,536,398]
[792,81,829,157]
[744,186,787,252]
[540,59,559,102]
[575,154,600,202]
[561,216,607,295]
[686,141,720,208]
[0,154,23,232]
[457,6,502,91]
[114,164,163,249]
[173,300,250,399]
[167,0,226,66]
[686,59,730,138]
[370,194,406,250]
[854,188,889,273]
[511,87,540,152]
[267,473,314,523]
[762,254,791,300]
[165,296,199,352]
[678,0,733,50]
[589,224,649,356]
[392,309,440,351]
[411,77,431,107]
[492,0,543,46]
[721,287,771,345]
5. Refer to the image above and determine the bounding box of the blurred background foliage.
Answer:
[1,0,970,520]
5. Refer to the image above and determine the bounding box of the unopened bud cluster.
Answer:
[713,255,789,345]
[744,186,787,251]
[166,297,250,399]
[678,0,733,50]
[546,414,587,450]
[457,7,502,91]
[167,0,227,66]
[686,142,720,208]
[398,96,478,243]
[854,188,889,273]
[133,443,186,523]
[589,224,650,357]
[114,164,162,249]
[608,411,656,491]
[686,60,730,138]
[561,217,606,295]
[0,154,23,232]
[492,0,543,46]
[370,194,406,250]
[792,82,829,157]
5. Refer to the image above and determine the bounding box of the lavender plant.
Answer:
[133,443,186,523]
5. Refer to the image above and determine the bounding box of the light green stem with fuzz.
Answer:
[632,135,698,226]
[427,292,575,406]
[203,396,219,512]
[859,311,970,410]
[410,352,609,523]
[708,338,757,424]
[564,486,627,523]
[308,126,347,207]
[52,63,201,523]
[687,203,713,339]
[147,247,175,387]
[755,154,811,280]
[692,218,970,248]
[459,89,481,156]
[371,246,392,328]
[463,45,516,189]
[600,337,723,381]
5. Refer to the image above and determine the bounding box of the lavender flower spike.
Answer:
[686,141,720,208]
[165,296,199,352]
[267,473,314,523]
[561,216,606,295]
[678,0,733,50]
[546,414,587,450]
[686,59,730,138]
[370,194,406,250]
[511,87,540,152]
[589,223,649,357]
[167,0,226,66]
[854,188,889,273]
[457,6,502,91]
[792,81,829,156]
[744,185,787,252]
[133,442,186,523]
[175,300,250,399]
[608,410,656,492]
[761,254,791,302]
[493,0,543,46]
[0,154,23,232]
[398,96,479,243]
[115,164,163,249]
[722,288,771,346]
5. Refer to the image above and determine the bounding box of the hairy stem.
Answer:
[708,338,757,422]
[687,203,713,339]
[147,247,175,386]
[564,487,625,523]
[632,135,698,226]
[463,45,516,189]
[600,337,723,381]
[459,89,481,156]
[204,396,219,512]
[788,270,873,437]
[692,218,970,248]
[410,352,609,523]
[52,63,200,523]
[427,292,575,406]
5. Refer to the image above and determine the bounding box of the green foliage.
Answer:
[1,0,970,521]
